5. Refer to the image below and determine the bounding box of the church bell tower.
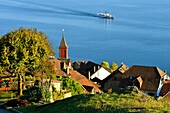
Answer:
[59,30,68,59]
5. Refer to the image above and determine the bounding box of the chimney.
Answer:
[88,71,91,80]
[98,65,100,70]
[66,67,70,75]
[164,70,167,73]
[60,62,65,70]
[94,66,96,72]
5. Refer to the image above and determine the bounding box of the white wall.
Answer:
[90,67,111,80]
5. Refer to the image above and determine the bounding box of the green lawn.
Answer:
[0,91,17,103]
[16,92,170,113]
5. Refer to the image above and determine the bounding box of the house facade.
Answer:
[160,80,170,98]
[120,65,168,96]
[103,63,129,92]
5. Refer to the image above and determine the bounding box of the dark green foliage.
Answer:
[41,86,51,102]
[22,85,51,102]
[56,76,83,95]
[22,86,42,102]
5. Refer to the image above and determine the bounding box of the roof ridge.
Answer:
[156,67,166,77]
[132,65,156,68]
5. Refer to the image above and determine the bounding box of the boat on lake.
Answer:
[96,11,114,19]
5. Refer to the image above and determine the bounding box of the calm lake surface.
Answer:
[0,0,170,73]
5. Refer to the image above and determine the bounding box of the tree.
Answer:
[101,61,110,69]
[111,62,118,71]
[0,28,55,95]
[56,76,83,95]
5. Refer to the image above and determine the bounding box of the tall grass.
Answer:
[17,92,170,113]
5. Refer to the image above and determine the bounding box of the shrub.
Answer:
[41,86,51,102]
[53,91,64,101]
[23,85,42,102]
[22,85,51,102]
[56,76,83,95]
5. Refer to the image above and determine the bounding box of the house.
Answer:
[160,80,170,99]
[73,60,87,70]
[90,67,111,84]
[68,69,102,94]
[120,65,168,96]
[103,63,129,92]
[75,61,101,79]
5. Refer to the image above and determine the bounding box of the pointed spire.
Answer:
[59,29,68,49]
[62,29,64,39]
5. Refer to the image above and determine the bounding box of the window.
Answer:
[148,78,152,82]
[64,50,67,58]
[141,77,145,81]
[114,76,117,80]
[129,76,133,80]
[161,77,164,81]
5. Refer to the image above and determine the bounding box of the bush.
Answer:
[23,86,42,102]
[53,91,64,101]
[56,76,83,95]
[22,85,51,102]
[41,86,51,102]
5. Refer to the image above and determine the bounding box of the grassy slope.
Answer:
[17,92,170,113]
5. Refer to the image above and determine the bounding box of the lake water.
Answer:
[0,0,170,73]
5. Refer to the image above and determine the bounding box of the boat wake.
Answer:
[3,0,97,18]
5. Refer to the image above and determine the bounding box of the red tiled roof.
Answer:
[56,70,66,76]
[0,71,12,78]
[103,63,128,82]
[49,58,66,76]
[49,58,61,70]
[69,69,102,93]
[122,65,166,91]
